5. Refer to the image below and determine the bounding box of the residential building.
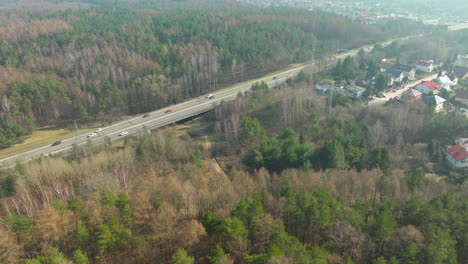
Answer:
[445,138,468,170]
[391,63,416,80]
[385,68,404,85]
[415,81,440,95]
[401,89,422,101]
[438,75,455,89]
[346,85,366,98]
[453,66,468,83]
[455,90,468,108]
[315,83,343,96]
[453,54,468,68]
[415,60,434,72]
[424,95,446,112]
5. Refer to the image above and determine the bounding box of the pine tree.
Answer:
[171,249,194,264]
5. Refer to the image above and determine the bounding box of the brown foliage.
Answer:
[0,19,72,43]
[33,206,76,252]
[330,220,367,261]
[0,226,21,264]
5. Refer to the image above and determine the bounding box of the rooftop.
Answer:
[421,81,439,90]
[416,60,434,67]
[453,66,468,79]
[403,89,422,97]
[438,75,453,84]
[386,68,404,78]
[456,90,468,100]
[392,63,415,73]
[447,144,468,161]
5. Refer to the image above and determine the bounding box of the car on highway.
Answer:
[165,109,173,113]
[94,128,103,133]
[87,132,97,138]
[118,131,128,136]
[273,76,277,80]
[51,141,62,146]
[206,94,215,99]
[143,113,150,118]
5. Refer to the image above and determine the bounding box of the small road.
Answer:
[370,73,439,105]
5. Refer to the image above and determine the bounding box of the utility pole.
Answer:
[74,120,79,159]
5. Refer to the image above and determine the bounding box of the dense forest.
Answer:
[0,1,466,263]
[0,0,439,148]
[0,75,466,263]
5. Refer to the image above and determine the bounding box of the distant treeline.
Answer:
[0,1,439,148]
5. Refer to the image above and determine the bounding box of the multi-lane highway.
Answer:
[0,65,307,166]
[0,37,429,167]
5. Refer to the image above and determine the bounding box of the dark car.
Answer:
[143,113,150,118]
[51,141,62,146]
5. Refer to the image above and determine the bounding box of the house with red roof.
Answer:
[445,138,468,170]
[415,81,440,95]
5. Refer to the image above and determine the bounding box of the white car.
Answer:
[118,131,128,136]
[206,94,215,99]
[87,133,97,138]
[95,128,103,133]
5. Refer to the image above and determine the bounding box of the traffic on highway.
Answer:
[0,38,404,167]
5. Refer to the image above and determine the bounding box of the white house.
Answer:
[445,138,468,170]
[423,95,445,112]
[415,60,434,72]
[385,68,404,85]
[438,75,455,89]
[391,64,416,80]
[433,95,446,112]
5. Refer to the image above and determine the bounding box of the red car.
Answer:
[165,109,173,113]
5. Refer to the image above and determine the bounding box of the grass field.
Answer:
[0,125,98,159]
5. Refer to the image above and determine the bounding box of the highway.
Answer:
[0,65,307,167]
[0,38,429,167]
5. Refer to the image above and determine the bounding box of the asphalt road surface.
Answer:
[0,65,308,167]
[0,31,452,167]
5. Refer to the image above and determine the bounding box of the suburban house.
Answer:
[453,66,468,83]
[415,81,440,95]
[455,90,468,108]
[438,75,457,89]
[390,64,416,80]
[445,138,468,170]
[386,68,404,86]
[401,89,422,101]
[346,85,366,98]
[423,95,446,112]
[355,80,369,88]
[415,60,434,72]
[454,54,468,68]
[315,83,344,96]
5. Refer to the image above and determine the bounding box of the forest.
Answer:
[0,74,466,264]
[0,1,467,263]
[0,0,439,149]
